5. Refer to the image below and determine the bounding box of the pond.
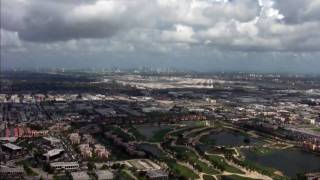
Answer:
[201,130,264,147]
[137,143,164,158]
[242,148,320,177]
[136,125,171,138]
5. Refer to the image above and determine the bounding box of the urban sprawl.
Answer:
[0,70,320,180]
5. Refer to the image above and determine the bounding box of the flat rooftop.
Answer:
[2,143,22,150]
[44,149,64,157]
[50,162,79,167]
[43,136,61,142]
[71,171,90,180]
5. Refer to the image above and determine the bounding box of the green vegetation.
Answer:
[221,175,260,180]
[53,174,71,180]
[138,143,165,158]
[128,126,146,140]
[110,126,135,142]
[118,170,136,180]
[312,128,320,132]
[170,126,200,137]
[150,128,172,142]
[23,164,38,176]
[206,154,244,174]
[93,133,133,160]
[225,156,288,180]
[206,147,237,156]
[185,127,214,138]
[169,146,219,175]
[165,159,199,179]
[16,160,38,176]
[250,147,273,155]
[203,174,216,180]
[200,134,216,145]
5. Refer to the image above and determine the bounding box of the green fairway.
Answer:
[150,128,172,142]
[207,154,244,174]
[166,159,199,179]
[221,175,261,180]
[169,146,220,175]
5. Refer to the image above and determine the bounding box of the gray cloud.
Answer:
[1,0,320,73]
[274,0,320,24]
[1,0,141,42]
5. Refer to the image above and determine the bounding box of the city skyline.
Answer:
[1,0,320,74]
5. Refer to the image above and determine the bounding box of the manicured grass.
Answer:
[128,126,146,140]
[166,159,199,179]
[170,126,200,137]
[227,157,288,180]
[206,148,237,155]
[221,175,260,180]
[312,128,320,132]
[111,127,135,141]
[186,127,214,138]
[169,146,219,175]
[120,170,136,180]
[200,134,215,145]
[150,128,172,142]
[207,155,244,174]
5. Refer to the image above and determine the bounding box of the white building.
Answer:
[69,133,81,144]
[50,162,79,171]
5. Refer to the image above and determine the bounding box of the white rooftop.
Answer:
[50,161,79,167]
[43,136,61,142]
[2,143,22,150]
[71,171,90,180]
[44,149,64,157]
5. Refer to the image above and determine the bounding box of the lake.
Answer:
[202,130,264,147]
[136,125,171,138]
[242,148,320,177]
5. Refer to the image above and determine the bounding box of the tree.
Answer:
[244,137,251,144]
[101,164,109,170]
[87,161,95,171]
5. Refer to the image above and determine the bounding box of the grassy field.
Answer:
[185,127,214,138]
[170,126,201,137]
[120,170,136,180]
[200,134,216,145]
[312,128,320,132]
[207,154,244,174]
[165,159,199,179]
[128,126,146,140]
[150,128,172,142]
[170,146,220,175]
[111,127,136,141]
[221,175,260,180]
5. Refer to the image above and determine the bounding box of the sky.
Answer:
[1,0,320,73]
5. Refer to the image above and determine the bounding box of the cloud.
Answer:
[1,0,320,54]
[0,29,26,52]
[274,0,320,24]
[1,0,145,42]
[161,24,197,43]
